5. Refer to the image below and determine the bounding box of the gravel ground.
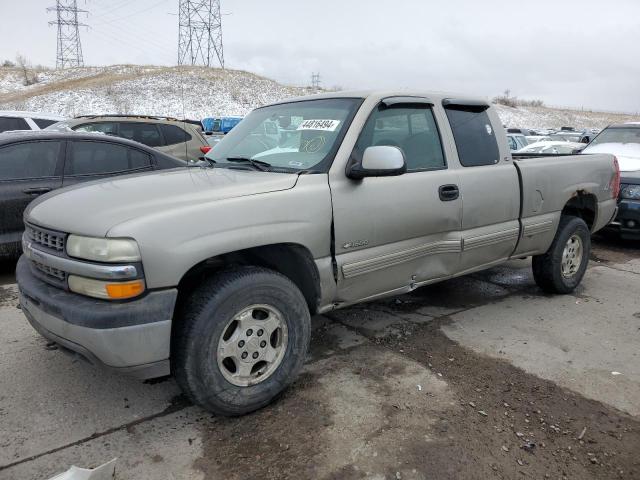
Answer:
[0,235,638,480]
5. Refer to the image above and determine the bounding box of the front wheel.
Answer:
[532,216,591,294]
[172,267,311,416]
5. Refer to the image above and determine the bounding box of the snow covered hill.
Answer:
[1,64,638,129]
[0,65,313,119]
[493,104,639,131]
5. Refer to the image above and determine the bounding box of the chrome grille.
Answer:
[32,260,66,281]
[26,224,65,252]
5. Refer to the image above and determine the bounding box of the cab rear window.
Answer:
[444,106,500,167]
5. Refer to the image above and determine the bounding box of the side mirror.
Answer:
[346,145,407,180]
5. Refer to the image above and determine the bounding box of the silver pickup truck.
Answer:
[17,91,620,415]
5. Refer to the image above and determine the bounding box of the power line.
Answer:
[47,0,88,69]
[178,0,224,68]
[89,0,133,20]
[311,72,321,91]
[92,0,172,26]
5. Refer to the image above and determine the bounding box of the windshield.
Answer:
[205,98,361,172]
[587,127,640,147]
[45,121,73,132]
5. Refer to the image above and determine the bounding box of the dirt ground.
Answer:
[1,235,639,480]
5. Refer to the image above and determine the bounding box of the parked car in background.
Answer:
[582,122,640,239]
[507,127,536,136]
[506,133,529,151]
[526,135,553,144]
[0,111,66,133]
[202,116,244,149]
[0,131,185,257]
[551,131,593,144]
[16,91,618,416]
[46,115,209,161]
[202,116,243,134]
[517,141,586,155]
[534,129,556,136]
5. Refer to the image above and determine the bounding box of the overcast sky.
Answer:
[2,0,639,112]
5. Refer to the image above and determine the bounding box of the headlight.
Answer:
[66,235,141,262]
[68,275,146,300]
[620,184,640,200]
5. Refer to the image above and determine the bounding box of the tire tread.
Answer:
[532,215,590,294]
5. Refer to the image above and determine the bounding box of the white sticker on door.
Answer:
[296,119,341,132]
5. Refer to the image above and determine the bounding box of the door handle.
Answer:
[22,187,52,195]
[438,184,459,201]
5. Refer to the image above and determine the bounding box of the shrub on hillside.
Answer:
[16,54,39,86]
[493,89,545,108]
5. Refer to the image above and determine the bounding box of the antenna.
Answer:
[178,0,225,68]
[47,0,87,69]
[311,72,321,92]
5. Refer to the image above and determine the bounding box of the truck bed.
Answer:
[510,152,618,256]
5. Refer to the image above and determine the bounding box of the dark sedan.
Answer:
[615,171,640,239]
[0,131,186,257]
[581,123,640,240]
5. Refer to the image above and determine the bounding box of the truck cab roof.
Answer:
[271,90,490,108]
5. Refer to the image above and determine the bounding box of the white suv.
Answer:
[0,111,66,133]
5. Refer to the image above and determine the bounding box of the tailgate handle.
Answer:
[22,187,52,195]
[439,184,459,201]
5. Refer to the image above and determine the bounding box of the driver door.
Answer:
[330,100,462,303]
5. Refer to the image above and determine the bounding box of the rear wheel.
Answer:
[172,267,311,416]
[532,216,591,294]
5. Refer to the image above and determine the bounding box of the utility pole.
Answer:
[311,72,321,91]
[47,0,87,69]
[178,0,225,68]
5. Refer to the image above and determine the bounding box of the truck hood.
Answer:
[26,167,299,236]
[582,143,640,172]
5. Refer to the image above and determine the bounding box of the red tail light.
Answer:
[610,156,621,199]
[200,146,212,154]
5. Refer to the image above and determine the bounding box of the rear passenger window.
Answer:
[119,122,163,147]
[66,141,131,175]
[160,124,192,146]
[354,104,446,171]
[444,107,500,166]
[129,149,152,169]
[33,118,59,129]
[0,116,30,133]
[0,141,62,180]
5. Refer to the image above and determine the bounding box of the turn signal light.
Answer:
[105,280,146,299]
[68,275,146,300]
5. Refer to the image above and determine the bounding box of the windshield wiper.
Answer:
[225,157,272,171]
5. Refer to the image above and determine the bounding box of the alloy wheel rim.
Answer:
[561,234,583,278]
[216,304,288,387]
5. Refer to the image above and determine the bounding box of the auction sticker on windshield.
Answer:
[297,119,341,131]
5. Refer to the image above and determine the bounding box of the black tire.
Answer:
[172,267,311,416]
[532,216,591,294]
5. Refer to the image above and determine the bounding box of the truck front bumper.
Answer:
[608,198,640,240]
[16,255,177,379]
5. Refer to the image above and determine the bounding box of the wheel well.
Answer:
[175,243,321,315]
[561,191,597,230]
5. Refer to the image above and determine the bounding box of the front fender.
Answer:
[107,175,333,289]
